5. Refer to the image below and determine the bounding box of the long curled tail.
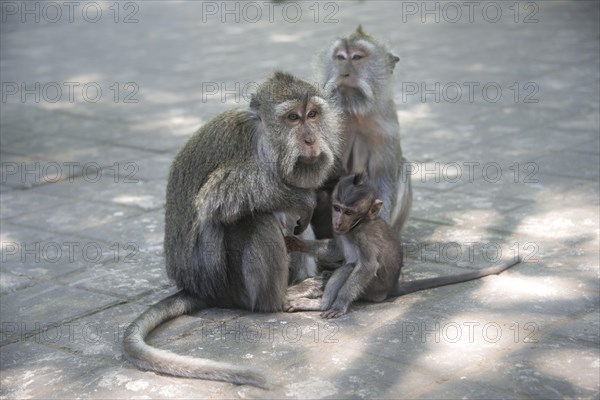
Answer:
[123,291,268,388]
[391,257,521,297]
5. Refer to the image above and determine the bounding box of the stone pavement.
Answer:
[1,1,599,399]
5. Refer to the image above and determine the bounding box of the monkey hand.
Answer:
[284,236,308,253]
[294,212,313,235]
[320,309,345,319]
[320,305,347,319]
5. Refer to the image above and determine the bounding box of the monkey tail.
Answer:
[123,291,269,388]
[391,257,521,297]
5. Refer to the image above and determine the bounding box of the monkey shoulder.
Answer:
[349,219,385,257]
[171,110,257,170]
[166,109,260,202]
[195,109,257,156]
[363,219,400,259]
[214,108,256,137]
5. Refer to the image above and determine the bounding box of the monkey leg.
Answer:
[225,214,289,312]
[322,261,378,319]
[361,291,387,303]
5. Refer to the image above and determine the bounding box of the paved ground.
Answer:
[1,1,599,399]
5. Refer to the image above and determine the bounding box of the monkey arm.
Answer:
[322,257,378,319]
[321,264,355,311]
[285,236,344,264]
[194,163,315,226]
[305,239,345,264]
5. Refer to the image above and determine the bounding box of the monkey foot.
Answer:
[284,297,321,312]
[286,276,325,300]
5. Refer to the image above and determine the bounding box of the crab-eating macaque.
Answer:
[312,25,412,239]
[285,174,520,318]
[124,72,342,388]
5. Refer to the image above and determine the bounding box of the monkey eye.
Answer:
[344,210,353,216]
[287,113,300,121]
[307,110,318,119]
[336,54,346,61]
[333,205,341,212]
[352,54,364,60]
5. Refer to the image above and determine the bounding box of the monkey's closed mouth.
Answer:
[337,84,358,92]
[299,155,320,164]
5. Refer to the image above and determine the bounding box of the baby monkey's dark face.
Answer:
[331,174,383,235]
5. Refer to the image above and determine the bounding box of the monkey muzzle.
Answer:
[298,154,320,165]
[298,146,322,165]
[338,75,357,87]
[337,77,357,89]
[332,220,351,235]
[333,217,363,235]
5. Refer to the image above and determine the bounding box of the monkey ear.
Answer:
[389,53,400,70]
[368,199,383,219]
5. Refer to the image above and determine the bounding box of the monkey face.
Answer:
[251,72,342,189]
[331,202,361,235]
[331,45,370,92]
[325,40,374,111]
[272,96,339,188]
[331,174,383,235]
[279,98,327,164]
[324,26,399,115]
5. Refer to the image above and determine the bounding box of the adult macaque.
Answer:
[312,25,412,238]
[124,72,342,387]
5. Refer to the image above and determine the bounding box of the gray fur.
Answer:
[124,72,342,387]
